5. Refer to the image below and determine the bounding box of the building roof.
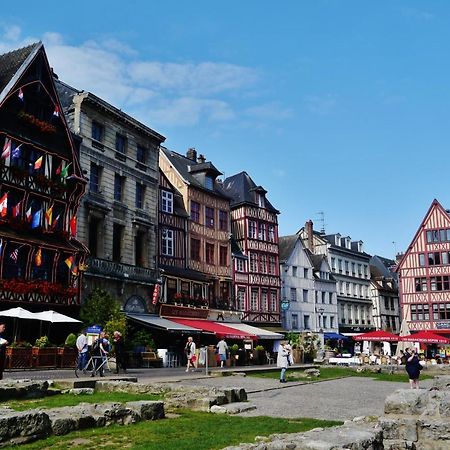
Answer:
[223,171,279,213]
[278,235,298,263]
[230,237,247,259]
[160,147,230,200]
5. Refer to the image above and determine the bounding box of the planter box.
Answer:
[57,347,77,368]
[32,347,58,368]
[5,347,33,369]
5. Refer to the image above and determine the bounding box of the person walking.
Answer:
[216,338,228,368]
[76,329,88,374]
[91,332,109,377]
[113,331,127,374]
[0,322,9,380]
[277,341,290,383]
[184,336,196,372]
[405,347,422,389]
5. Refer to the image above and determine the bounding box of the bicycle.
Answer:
[75,353,116,378]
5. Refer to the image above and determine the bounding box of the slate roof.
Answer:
[161,147,230,199]
[231,238,247,259]
[278,235,298,263]
[223,171,279,213]
[0,43,40,97]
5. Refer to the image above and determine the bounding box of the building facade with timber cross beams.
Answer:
[55,77,165,313]
[0,42,88,313]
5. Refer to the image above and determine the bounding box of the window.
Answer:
[250,289,258,310]
[257,193,265,208]
[161,191,173,214]
[89,163,101,193]
[292,266,297,277]
[259,254,267,273]
[135,183,145,209]
[270,289,277,311]
[345,260,349,273]
[236,258,244,272]
[331,257,336,271]
[330,316,335,328]
[428,252,441,266]
[115,133,126,157]
[114,174,124,201]
[219,246,228,266]
[162,228,174,256]
[303,268,308,278]
[290,288,297,302]
[135,230,146,266]
[136,145,147,168]
[248,220,257,239]
[322,291,326,303]
[205,207,214,228]
[268,225,275,242]
[419,253,425,267]
[205,176,214,190]
[304,315,310,330]
[414,277,427,292]
[112,223,124,262]
[338,259,343,272]
[249,252,258,272]
[261,290,268,311]
[219,210,228,231]
[352,262,356,274]
[191,201,200,223]
[358,264,362,276]
[258,223,265,240]
[237,288,246,311]
[303,289,308,302]
[91,121,104,142]
[206,243,214,264]
[291,314,298,330]
[191,238,201,261]
[268,255,276,274]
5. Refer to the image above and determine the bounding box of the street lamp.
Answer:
[316,307,325,332]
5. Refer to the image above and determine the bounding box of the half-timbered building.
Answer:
[0,43,87,311]
[159,147,232,308]
[223,172,281,325]
[56,79,165,311]
[397,199,450,333]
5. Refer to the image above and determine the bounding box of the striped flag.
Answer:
[53,105,60,117]
[12,144,21,159]
[52,213,60,230]
[1,138,11,159]
[31,210,41,229]
[55,161,63,175]
[25,205,32,222]
[44,204,53,228]
[10,248,18,262]
[0,238,3,257]
[60,162,72,179]
[18,88,24,101]
[34,156,43,170]
[35,248,42,267]
[12,201,21,218]
[69,215,77,237]
[0,192,7,217]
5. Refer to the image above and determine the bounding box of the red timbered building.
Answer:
[159,147,232,309]
[397,199,450,333]
[0,43,87,311]
[223,172,281,325]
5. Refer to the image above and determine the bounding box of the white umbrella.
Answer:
[0,307,39,341]
[33,310,81,323]
[395,319,411,357]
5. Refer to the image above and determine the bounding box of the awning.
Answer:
[218,322,283,340]
[126,314,201,334]
[256,325,289,335]
[170,318,257,340]
[324,332,349,340]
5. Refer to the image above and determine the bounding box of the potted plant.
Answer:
[33,335,58,368]
[229,344,239,366]
[254,345,266,365]
[57,333,78,368]
[6,341,33,369]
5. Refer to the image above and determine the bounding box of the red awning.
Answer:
[353,330,399,342]
[400,331,450,344]
[170,318,257,340]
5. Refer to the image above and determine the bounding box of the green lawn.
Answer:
[248,366,433,383]
[4,391,164,411]
[10,410,342,450]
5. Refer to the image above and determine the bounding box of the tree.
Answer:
[80,288,121,327]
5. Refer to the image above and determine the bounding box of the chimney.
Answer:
[197,154,206,164]
[306,220,314,253]
[186,147,197,161]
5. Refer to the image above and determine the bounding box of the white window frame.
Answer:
[161,190,173,214]
[162,228,174,256]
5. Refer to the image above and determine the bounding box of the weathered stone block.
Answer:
[0,410,51,443]
[385,389,429,415]
[126,401,165,420]
[0,379,49,401]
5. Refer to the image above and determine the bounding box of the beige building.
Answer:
[56,79,165,311]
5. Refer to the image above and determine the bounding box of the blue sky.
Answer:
[1,1,448,258]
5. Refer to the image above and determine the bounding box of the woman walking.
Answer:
[405,347,422,389]
[277,342,290,383]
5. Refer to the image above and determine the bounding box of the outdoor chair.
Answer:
[266,351,275,365]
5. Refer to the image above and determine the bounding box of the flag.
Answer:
[60,162,72,179]
[34,156,43,170]
[69,215,77,237]
[31,210,41,229]
[18,88,24,101]
[0,192,7,217]
[12,144,21,159]
[152,284,160,305]
[65,256,78,275]
[12,201,21,218]
[10,248,18,262]
[1,138,11,159]
[25,205,32,222]
[44,204,53,228]
[35,248,42,267]
[52,213,60,230]
[55,161,63,175]
[53,105,60,117]
[0,239,3,257]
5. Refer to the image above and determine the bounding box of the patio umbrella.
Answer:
[396,319,411,356]
[33,310,81,340]
[353,330,399,342]
[400,330,450,344]
[0,307,39,341]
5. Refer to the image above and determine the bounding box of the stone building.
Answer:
[223,171,281,325]
[0,42,87,313]
[56,80,165,310]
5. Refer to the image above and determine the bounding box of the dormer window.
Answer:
[257,193,265,208]
[205,176,214,190]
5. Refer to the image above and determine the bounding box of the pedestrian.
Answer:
[184,336,196,372]
[405,347,422,389]
[216,338,228,368]
[76,329,88,374]
[0,322,9,380]
[91,332,109,377]
[113,331,127,374]
[277,341,290,383]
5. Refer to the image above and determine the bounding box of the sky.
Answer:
[1,1,449,259]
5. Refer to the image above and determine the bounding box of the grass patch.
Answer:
[5,391,164,411]
[12,410,342,450]
[248,366,433,383]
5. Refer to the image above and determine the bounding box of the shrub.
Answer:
[64,333,77,347]
[34,336,53,348]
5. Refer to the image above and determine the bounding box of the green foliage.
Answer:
[34,336,53,348]
[255,345,265,352]
[80,288,122,327]
[104,315,127,341]
[10,341,32,348]
[64,333,77,348]
[130,329,155,350]
[230,344,239,354]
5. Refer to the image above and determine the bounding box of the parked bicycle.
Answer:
[75,354,116,378]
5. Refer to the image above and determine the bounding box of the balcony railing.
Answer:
[86,257,158,284]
